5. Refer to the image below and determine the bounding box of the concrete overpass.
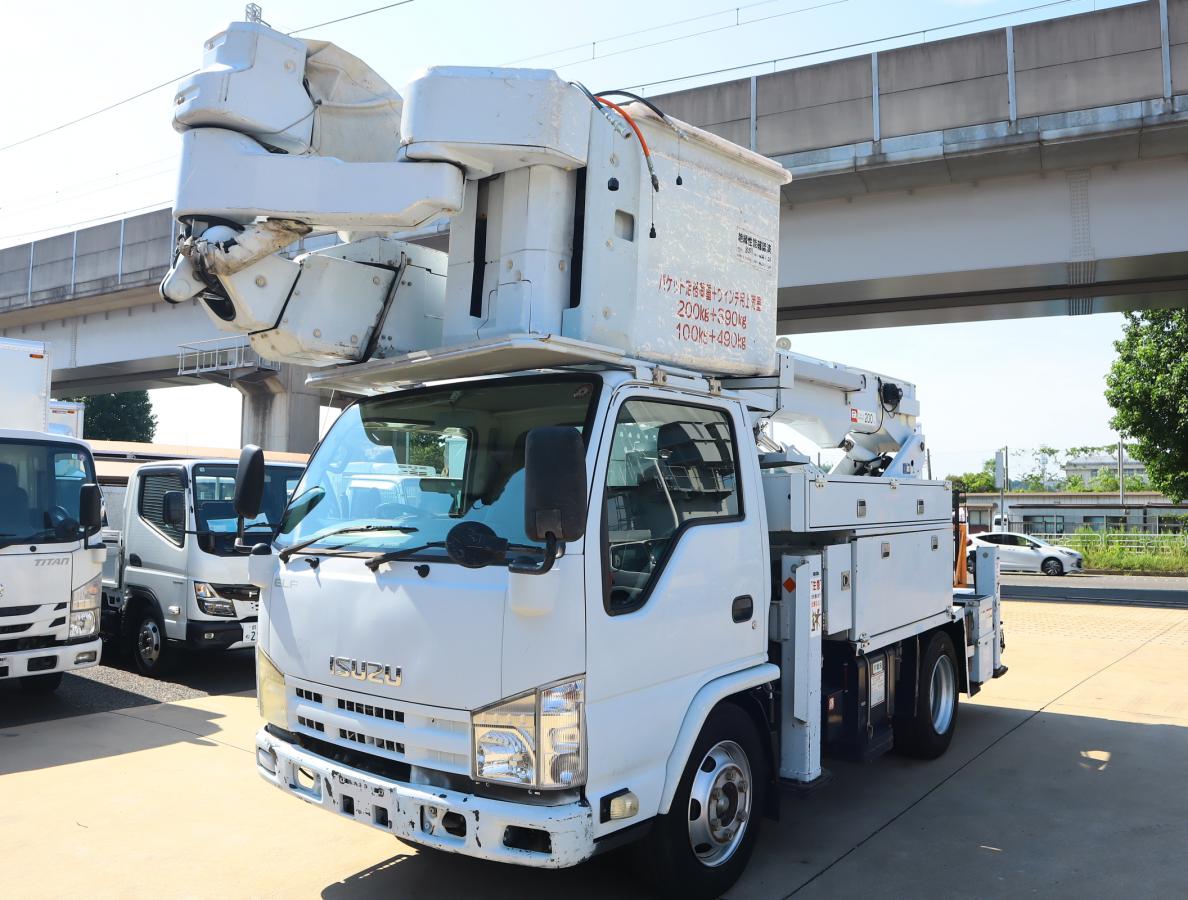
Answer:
[653,0,1188,330]
[3,0,1187,448]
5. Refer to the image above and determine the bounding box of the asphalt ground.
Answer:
[2,598,1187,899]
[1001,572,1188,608]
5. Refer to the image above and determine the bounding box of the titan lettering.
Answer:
[329,656,402,686]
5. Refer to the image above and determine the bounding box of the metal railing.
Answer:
[1028,533,1188,554]
[177,336,277,377]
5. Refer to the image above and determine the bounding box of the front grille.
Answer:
[338,697,404,723]
[295,687,323,703]
[297,715,326,733]
[0,605,39,617]
[339,727,404,754]
[0,635,58,653]
[0,622,33,635]
[213,584,260,602]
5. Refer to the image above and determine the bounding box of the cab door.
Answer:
[124,467,190,639]
[584,390,769,818]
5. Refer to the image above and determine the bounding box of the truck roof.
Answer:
[0,428,92,451]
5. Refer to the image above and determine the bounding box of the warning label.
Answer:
[735,227,774,272]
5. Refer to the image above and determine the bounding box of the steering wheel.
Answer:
[373,502,424,520]
[47,505,78,537]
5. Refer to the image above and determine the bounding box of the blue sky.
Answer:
[0,0,1140,476]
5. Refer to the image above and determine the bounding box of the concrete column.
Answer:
[235,364,321,453]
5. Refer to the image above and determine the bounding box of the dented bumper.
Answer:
[255,728,595,868]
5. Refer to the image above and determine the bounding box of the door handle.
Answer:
[731,594,754,623]
[129,553,142,567]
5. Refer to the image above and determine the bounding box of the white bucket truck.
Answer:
[0,338,104,692]
[161,22,1006,898]
[99,455,304,676]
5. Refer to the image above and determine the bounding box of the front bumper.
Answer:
[0,636,101,679]
[185,619,257,650]
[256,728,595,868]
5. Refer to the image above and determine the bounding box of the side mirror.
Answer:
[514,427,586,576]
[79,483,103,534]
[233,444,268,554]
[162,490,185,529]
[234,444,266,519]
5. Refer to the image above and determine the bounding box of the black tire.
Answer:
[1041,557,1064,576]
[894,631,959,760]
[641,702,767,900]
[19,671,63,693]
[125,603,176,677]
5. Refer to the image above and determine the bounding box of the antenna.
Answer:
[245,4,267,25]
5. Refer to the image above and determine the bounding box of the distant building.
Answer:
[966,491,1187,534]
[1063,451,1146,486]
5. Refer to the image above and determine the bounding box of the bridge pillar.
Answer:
[235,364,321,453]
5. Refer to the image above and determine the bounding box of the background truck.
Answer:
[99,454,304,676]
[0,337,104,692]
[160,22,1006,899]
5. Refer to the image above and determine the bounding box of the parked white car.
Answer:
[970,532,1084,576]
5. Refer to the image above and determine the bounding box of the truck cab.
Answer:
[105,458,303,676]
[0,430,104,692]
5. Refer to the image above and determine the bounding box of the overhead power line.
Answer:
[286,0,417,36]
[0,0,420,156]
[502,0,838,66]
[622,0,1099,92]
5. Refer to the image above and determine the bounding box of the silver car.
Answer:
[969,532,1084,576]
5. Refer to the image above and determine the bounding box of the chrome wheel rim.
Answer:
[138,619,161,667]
[1043,559,1061,575]
[688,740,752,867]
[930,653,956,735]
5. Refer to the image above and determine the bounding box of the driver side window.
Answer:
[603,398,740,614]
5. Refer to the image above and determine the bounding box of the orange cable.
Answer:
[595,96,652,159]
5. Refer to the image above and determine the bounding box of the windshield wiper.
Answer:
[278,524,419,563]
[364,539,547,572]
[365,541,448,572]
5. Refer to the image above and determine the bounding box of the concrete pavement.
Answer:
[1,600,1186,899]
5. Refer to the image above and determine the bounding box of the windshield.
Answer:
[193,464,301,550]
[276,376,599,560]
[0,439,95,548]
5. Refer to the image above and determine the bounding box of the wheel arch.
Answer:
[658,663,779,815]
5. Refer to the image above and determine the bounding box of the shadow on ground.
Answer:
[320,704,1188,900]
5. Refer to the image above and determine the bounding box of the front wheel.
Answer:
[19,672,64,693]
[1041,557,1064,576]
[894,631,959,759]
[642,703,767,900]
[128,608,175,677]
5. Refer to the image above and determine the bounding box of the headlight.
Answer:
[194,581,236,617]
[472,676,585,789]
[69,574,101,639]
[256,647,287,729]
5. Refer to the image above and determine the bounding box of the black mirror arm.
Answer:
[508,533,561,576]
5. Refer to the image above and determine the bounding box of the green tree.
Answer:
[67,391,157,442]
[946,458,996,493]
[1105,309,1188,501]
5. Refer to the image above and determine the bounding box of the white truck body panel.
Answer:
[1,338,52,433]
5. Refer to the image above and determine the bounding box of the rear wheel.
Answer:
[1041,557,1064,576]
[895,631,959,759]
[19,672,63,693]
[642,703,767,900]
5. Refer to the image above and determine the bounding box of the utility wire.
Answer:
[286,0,417,35]
[0,71,196,154]
[502,0,832,66]
[553,0,849,71]
[0,0,420,155]
[623,0,1099,92]
[0,200,172,244]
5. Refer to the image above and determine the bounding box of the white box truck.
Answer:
[159,23,1007,898]
[98,453,304,676]
[0,338,104,692]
